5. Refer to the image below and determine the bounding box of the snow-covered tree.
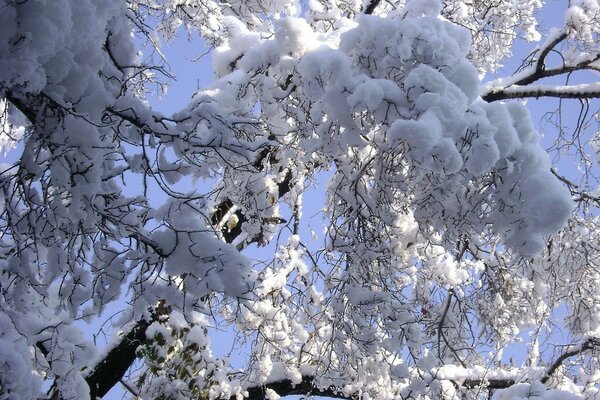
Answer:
[0,0,599,399]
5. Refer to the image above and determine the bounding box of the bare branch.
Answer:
[551,168,600,205]
[516,31,569,86]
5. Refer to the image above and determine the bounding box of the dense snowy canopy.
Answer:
[0,0,599,399]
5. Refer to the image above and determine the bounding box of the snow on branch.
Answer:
[2,1,600,399]
[233,376,358,400]
[237,336,600,400]
[83,319,152,399]
[482,82,600,102]
[541,337,600,384]
[481,9,600,103]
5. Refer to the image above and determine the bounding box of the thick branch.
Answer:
[85,319,152,399]
[233,375,520,400]
[5,92,42,123]
[364,0,382,15]
[481,28,600,103]
[237,342,600,400]
[462,378,516,389]
[234,376,356,400]
[541,337,600,384]
[515,55,600,86]
[482,83,600,102]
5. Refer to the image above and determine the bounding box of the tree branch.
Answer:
[482,83,600,102]
[480,28,600,103]
[232,374,520,400]
[81,157,292,399]
[515,31,569,86]
[462,378,516,389]
[85,318,151,399]
[541,337,600,384]
[551,168,600,205]
[514,55,600,86]
[234,340,600,400]
[364,0,382,15]
[6,88,298,399]
[233,376,357,400]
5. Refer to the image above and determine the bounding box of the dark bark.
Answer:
[233,375,516,400]
[541,337,600,384]
[230,376,357,400]
[462,378,516,389]
[481,31,600,103]
[364,0,382,15]
[86,319,151,399]
[229,336,600,400]
[482,86,600,102]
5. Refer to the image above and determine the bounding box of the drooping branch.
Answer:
[6,87,298,399]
